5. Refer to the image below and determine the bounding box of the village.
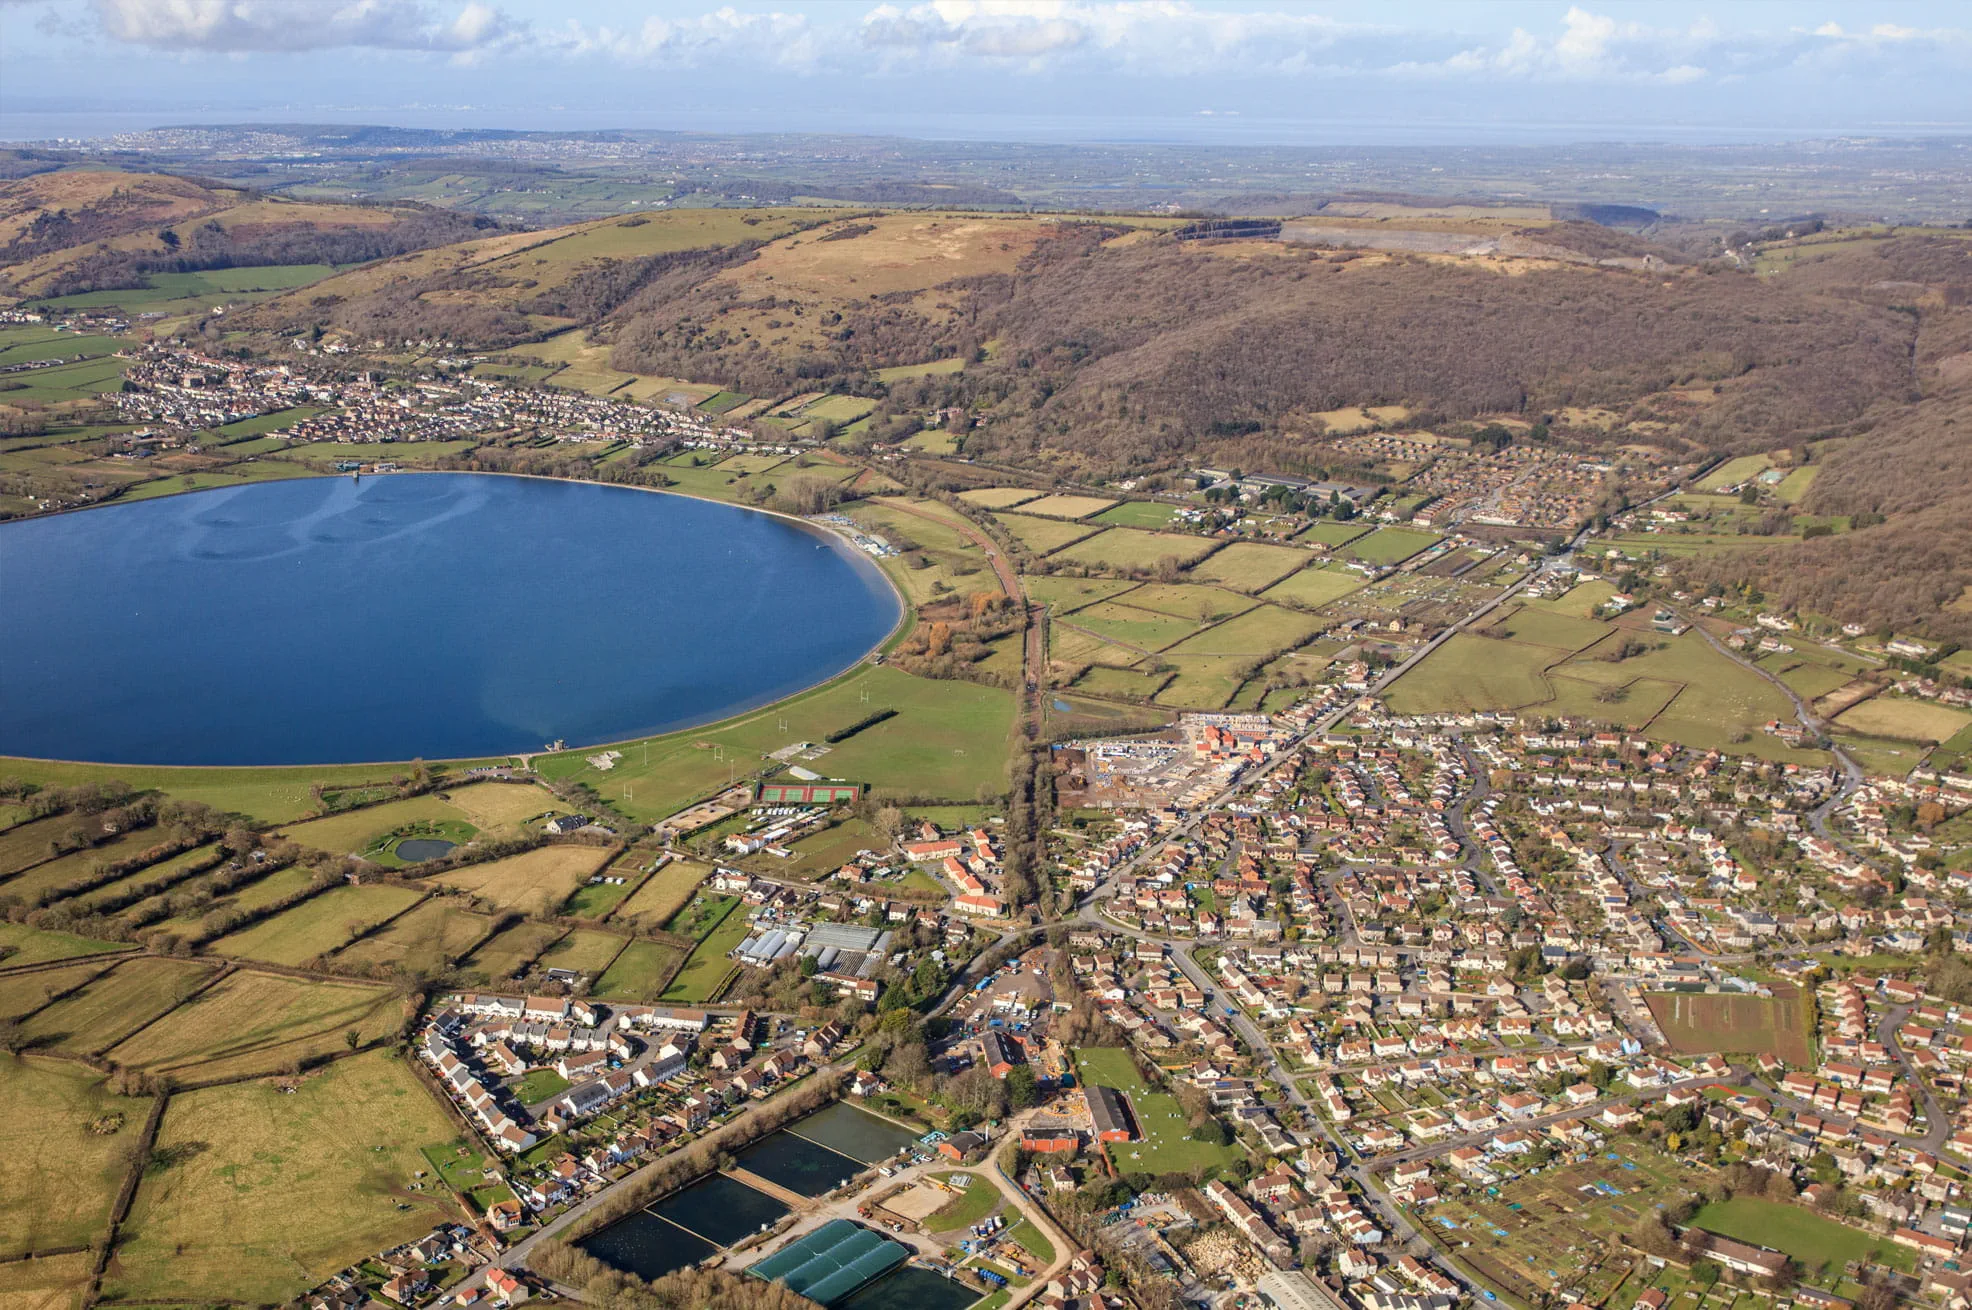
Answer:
[8,277,1972,1310]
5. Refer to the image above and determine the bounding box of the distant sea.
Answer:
[6,105,1970,148]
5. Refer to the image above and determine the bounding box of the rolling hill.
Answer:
[0,166,504,301]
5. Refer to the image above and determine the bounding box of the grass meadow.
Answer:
[1261,565,1365,609]
[210,884,425,967]
[1185,542,1309,592]
[105,971,403,1083]
[18,957,216,1056]
[593,941,686,1002]
[993,512,1103,554]
[427,845,614,916]
[1051,528,1219,573]
[0,1057,153,1259]
[958,487,1043,509]
[604,858,715,929]
[107,1051,460,1304]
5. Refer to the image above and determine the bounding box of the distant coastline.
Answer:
[8,105,1972,147]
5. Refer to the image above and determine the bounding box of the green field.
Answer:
[1091,500,1180,529]
[1050,528,1218,573]
[594,940,687,1001]
[1022,575,1140,612]
[144,864,314,938]
[1383,634,1556,715]
[802,394,878,425]
[430,845,614,916]
[1565,632,1820,760]
[1110,582,1256,622]
[533,664,1013,822]
[1165,604,1321,657]
[1050,626,1147,669]
[1073,664,1173,700]
[1773,466,1820,503]
[107,1051,462,1303]
[0,758,455,828]
[1346,526,1442,566]
[535,926,629,977]
[1298,521,1372,548]
[1066,601,1209,652]
[1153,655,1257,709]
[1072,1048,1239,1174]
[35,264,342,312]
[1834,696,1972,743]
[1528,579,1620,618]
[993,511,1102,554]
[68,842,221,913]
[958,487,1044,510]
[661,901,750,1002]
[0,353,132,402]
[0,960,111,1022]
[333,899,494,972]
[19,957,216,1056]
[1690,1197,1910,1276]
[1259,565,1365,609]
[206,406,325,443]
[1763,654,1857,702]
[1186,542,1310,592]
[210,884,425,966]
[114,459,320,503]
[459,920,564,983]
[0,827,171,905]
[0,921,130,967]
[105,970,403,1083]
[1481,605,1615,652]
[1698,454,1778,492]
[556,849,643,921]
[0,326,128,365]
[0,815,92,875]
[512,1069,571,1104]
[1016,494,1118,520]
[875,357,966,383]
[0,1057,154,1259]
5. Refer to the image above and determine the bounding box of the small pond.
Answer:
[392,839,456,862]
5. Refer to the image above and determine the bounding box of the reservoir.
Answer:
[733,1101,920,1198]
[840,1265,984,1310]
[579,1172,791,1280]
[0,473,901,765]
[781,1100,922,1164]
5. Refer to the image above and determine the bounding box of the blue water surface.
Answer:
[0,473,900,765]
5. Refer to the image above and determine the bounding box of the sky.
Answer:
[2,0,1970,144]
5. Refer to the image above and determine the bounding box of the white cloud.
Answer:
[90,0,520,53]
[1417,6,1727,84]
[552,6,821,69]
[70,0,1967,93]
[857,1,1371,74]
